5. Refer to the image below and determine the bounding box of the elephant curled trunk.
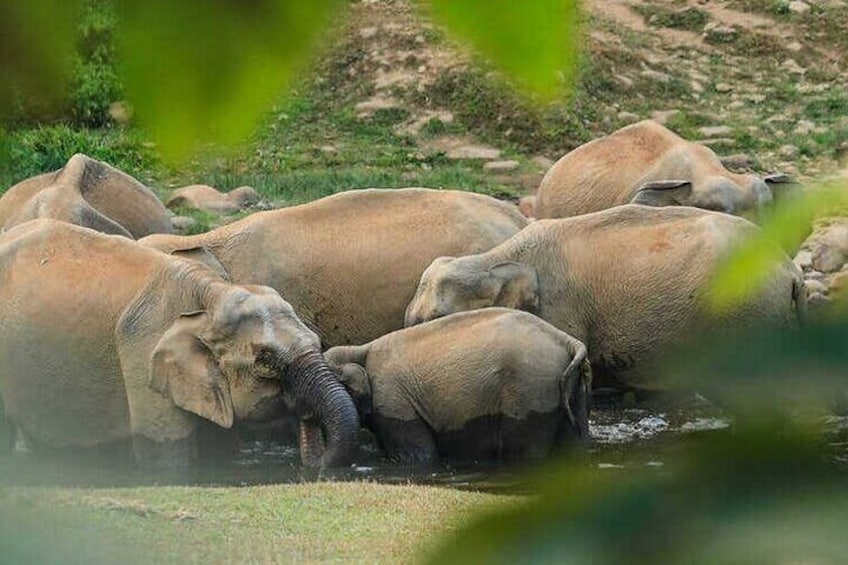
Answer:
[282,349,360,469]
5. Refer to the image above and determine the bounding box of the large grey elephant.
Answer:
[0,153,173,238]
[405,205,806,391]
[324,308,591,464]
[0,220,358,468]
[532,120,797,221]
[141,188,528,347]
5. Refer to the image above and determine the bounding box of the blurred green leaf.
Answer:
[114,0,344,161]
[0,1,84,121]
[427,0,582,100]
[427,428,848,564]
[709,180,848,310]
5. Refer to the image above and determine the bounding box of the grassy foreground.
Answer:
[0,482,513,563]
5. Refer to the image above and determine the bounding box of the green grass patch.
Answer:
[1,124,157,191]
[635,4,710,31]
[0,483,513,563]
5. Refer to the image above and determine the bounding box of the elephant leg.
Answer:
[374,415,438,466]
[0,395,13,456]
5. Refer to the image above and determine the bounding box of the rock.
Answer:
[617,111,641,124]
[779,144,801,159]
[829,271,848,298]
[794,120,815,135]
[715,83,733,93]
[794,249,813,271]
[650,110,681,125]
[699,125,733,138]
[703,24,738,43]
[171,216,198,233]
[781,58,806,75]
[721,153,756,172]
[518,195,536,218]
[786,40,803,52]
[640,69,671,83]
[614,74,634,89]
[446,145,501,160]
[807,292,831,308]
[531,156,555,171]
[804,279,829,297]
[810,225,848,272]
[727,101,746,110]
[483,160,520,172]
[166,185,262,215]
[788,1,811,14]
[807,270,826,281]
[318,145,337,154]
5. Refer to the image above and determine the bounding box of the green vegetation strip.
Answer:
[0,482,514,563]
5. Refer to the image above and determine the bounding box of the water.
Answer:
[0,394,844,493]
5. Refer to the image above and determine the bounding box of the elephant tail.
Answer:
[559,338,593,441]
[791,271,807,328]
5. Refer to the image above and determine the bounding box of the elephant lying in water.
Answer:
[405,205,806,391]
[533,120,797,221]
[324,309,591,464]
[0,154,173,238]
[0,220,358,468]
[141,188,527,347]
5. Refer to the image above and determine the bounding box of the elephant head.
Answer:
[630,173,799,222]
[148,284,359,468]
[404,256,539,326]
[324,345,373,425]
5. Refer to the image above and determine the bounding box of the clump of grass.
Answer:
[635,5,710,31]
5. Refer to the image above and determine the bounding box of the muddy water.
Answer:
[0,394,844,492]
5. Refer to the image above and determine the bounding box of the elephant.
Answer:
[0,153,173,238]
[405,204,806,391]
[166,184,263,215]
[0,219,359,468]
[324,308,592,464]
[141,188,528,348]
[534,120,798,221]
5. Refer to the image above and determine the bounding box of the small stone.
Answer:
[747,94,766,104]
[691,80,705,93]
[794,249,813,270]
[788,1,811,14]
[721,153,755,172]
[782,58,806,75]
[808,292,832,307]
[715,83,733,93]
[786,40,803,52]
[108,101,132,125]
[319,145,337,154]
[171,216,198,232]
[614,74,634,89]
[779,144,801,159]
[699,125,733,137]
[807,270,826,281]
[617,111,641,123]
[804,279,829,297]
[531,156,555,170]
[640,69,671,83]
[703,24,738,43]
[727,101,746,110]
[650,109,681,125]
[794,120,815,135]
[483,160,520,172]
[446,145,501,160]
[812,246,846,273]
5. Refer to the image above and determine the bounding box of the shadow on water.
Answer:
[1,392,845,494]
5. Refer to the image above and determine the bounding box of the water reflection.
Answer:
[1,394,844,493]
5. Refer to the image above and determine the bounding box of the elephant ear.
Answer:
[335,363,371,401]
[169,246,231,281]
[488,262,540,313]
[630,179,693,207]
[149,311,234,428]
[763,173,802,205]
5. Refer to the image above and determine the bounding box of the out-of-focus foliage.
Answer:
[427,0,582,100]
[427,428,848,564]
[709,180,848,310]
[113,0,345,161]
[0,1,83,123]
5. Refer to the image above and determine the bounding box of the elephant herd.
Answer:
[0,120,805,469]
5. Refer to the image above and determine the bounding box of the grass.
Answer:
[635,4,710,31]
[0,482,513,563]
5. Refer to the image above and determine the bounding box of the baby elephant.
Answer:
[324,309,592,465]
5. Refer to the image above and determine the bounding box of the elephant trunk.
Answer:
[283,349,360,469]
